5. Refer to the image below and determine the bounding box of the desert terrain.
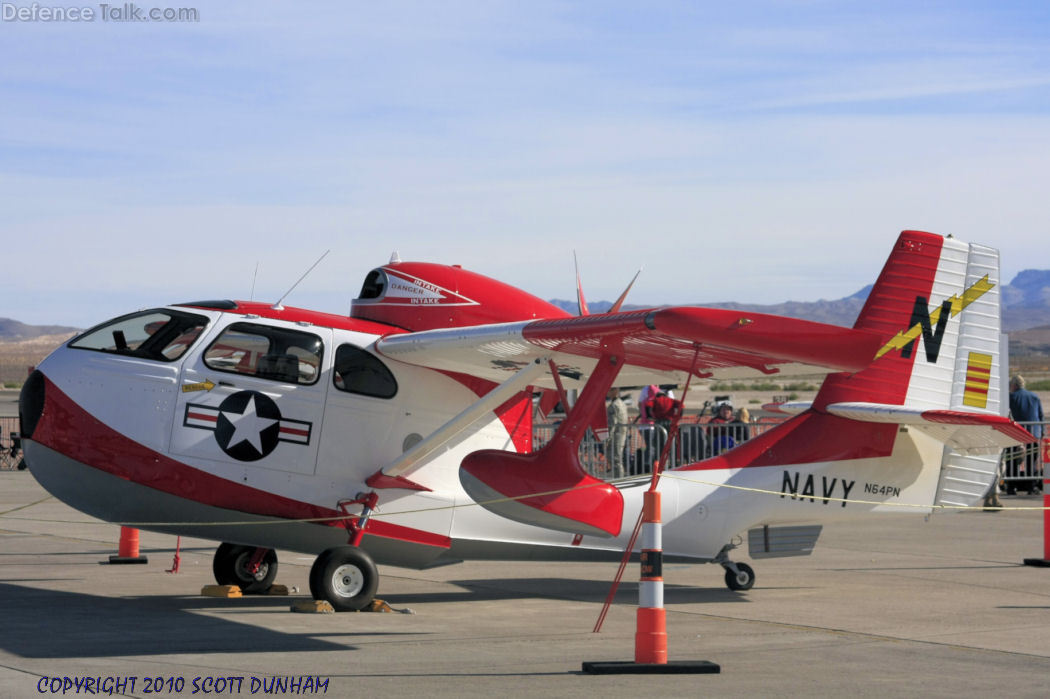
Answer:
[0,333,75,386]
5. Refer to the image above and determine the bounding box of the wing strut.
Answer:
[370,358,549,484]
[547,359,571,413]
[594,344,702,633]
[460,347,627,536]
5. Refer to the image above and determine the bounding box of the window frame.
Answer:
[201,321,325,386]
[68,309,210,363]
[332,343,398,399]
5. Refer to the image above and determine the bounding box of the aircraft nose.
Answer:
[19,369,45,440]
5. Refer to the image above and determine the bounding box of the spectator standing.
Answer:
[1009,375,1045,494]
[606,388,628,479]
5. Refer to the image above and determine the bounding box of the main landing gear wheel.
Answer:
[309,546,378,612]
[724,562,755,591]
[212,543,278,594]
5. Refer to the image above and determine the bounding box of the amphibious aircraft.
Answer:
[19,230,1034,611]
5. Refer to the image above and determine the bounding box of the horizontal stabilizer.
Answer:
[825,402,1034,453]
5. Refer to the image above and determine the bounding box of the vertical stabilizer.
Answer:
[816,231,1001,414]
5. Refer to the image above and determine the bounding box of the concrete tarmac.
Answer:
[2,471,1049,698]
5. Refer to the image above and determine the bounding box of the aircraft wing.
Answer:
[375,306,883,388]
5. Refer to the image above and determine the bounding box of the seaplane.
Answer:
[18,231,1034,611]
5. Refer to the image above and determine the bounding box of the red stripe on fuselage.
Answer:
[31,376,450,549]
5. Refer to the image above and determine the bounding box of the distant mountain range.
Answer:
[551,270,1050,333]
[0,318,80,341]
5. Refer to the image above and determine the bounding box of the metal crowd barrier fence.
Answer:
[535,418,1050,488]
[999,420,1048,494]
[534,418,785,481]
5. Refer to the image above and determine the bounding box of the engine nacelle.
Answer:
[351,261,570,331]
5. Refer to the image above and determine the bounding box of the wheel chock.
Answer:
[201,584,242,598]
[291,600,334,614]
[363,598,415,614]
[266,584,290,596]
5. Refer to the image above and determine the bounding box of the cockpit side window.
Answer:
[203,322,323,385]
[69,310,208,362]
[333,344,397,398]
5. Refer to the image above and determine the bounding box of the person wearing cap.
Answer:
[708,401,736,456]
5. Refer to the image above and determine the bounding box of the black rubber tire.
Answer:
[724,562,755,591]
[212,543,278,594]
[309,546,378,612]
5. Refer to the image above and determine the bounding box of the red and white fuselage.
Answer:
[20,232,1033,590]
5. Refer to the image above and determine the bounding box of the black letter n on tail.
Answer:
[901,297,952,362]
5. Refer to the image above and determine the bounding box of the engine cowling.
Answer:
[351,261,570,331]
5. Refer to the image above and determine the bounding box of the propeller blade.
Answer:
[609,268,642,313]
[574,250,589,316]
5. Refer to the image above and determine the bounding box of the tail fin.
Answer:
[815,231,1004,416]
[811,232,1028,509]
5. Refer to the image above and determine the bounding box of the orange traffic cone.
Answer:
[108,526,148,564]
[635,489,667,664]
[583,489,720,675]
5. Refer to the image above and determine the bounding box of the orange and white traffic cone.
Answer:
[635,489,667,664]
[583,487,720,674]
[108,526,148,564]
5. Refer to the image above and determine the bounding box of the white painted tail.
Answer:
[814,232,1026,508]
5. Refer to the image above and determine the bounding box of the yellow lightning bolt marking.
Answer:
[874,275,995,360]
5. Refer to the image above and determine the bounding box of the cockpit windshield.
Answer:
[69,310,209,362]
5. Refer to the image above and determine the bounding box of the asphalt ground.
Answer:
[2,472,1050,697]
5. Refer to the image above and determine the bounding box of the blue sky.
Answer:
[2,1,1049,327]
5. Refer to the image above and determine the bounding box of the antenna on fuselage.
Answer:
[272,249,330,311]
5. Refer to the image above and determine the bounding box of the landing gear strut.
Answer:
[714,542,755,591]
[306,491,381,611]
[212,543,278,594]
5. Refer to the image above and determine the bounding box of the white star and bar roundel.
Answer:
[183,390,312,461]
